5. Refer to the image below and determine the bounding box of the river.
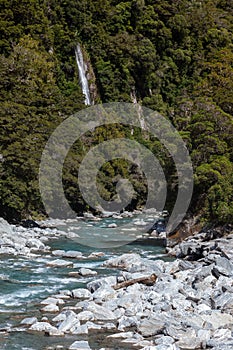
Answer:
[0,215,168,349]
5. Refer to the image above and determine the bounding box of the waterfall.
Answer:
[130,88,146,130]
[75,44,91,105]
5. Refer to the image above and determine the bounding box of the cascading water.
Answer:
[75,44,91,105]
[130,88,146,130]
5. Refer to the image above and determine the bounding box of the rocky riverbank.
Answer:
[1,217,233,350]
[0,217,78,256]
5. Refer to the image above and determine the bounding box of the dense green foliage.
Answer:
[0,0,232,224]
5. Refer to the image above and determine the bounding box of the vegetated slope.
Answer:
[0,0,232,224]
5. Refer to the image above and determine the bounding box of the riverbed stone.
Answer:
[87,276,116,293]
[29,322,58,333]
[137,318,165,337]
[79,267,97,276]
[20,317,38,325]
[154,336,175,345]
[76,310,94,321]
[92,285,116,301]
[53,310,77,322]
[85,321,102,330]
[46,259,73,268]
[41,304,59,313]
[200,311,233,330]
[52,250,65,257]
[72,288,91,299]
[69,341,91,350]
[86,301,116,320]
[70,323,88,334]
[62,250,83,259]
[0,246,16,255]
[176,335,201,349]
[103,253,142,270]
[26,238,45,250]
[58,313,80,332]
[0,218,13,235]
[41,297,64,305]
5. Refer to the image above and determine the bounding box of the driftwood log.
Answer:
[112,273,157,290]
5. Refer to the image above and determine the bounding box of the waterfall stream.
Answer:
[75,44,91,105]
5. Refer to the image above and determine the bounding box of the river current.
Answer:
[0,216,167,349]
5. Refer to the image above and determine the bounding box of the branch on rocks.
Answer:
[112,274,157,290]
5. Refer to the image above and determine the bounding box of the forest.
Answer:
[0,0,232,226]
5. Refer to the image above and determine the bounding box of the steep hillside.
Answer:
[0,0,232,225]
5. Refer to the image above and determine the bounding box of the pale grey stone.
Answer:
[155,336,175,345]
[41,304,59,313]
[70,323,88,334]
[137,318,165,337]
[87,276,116,293]
[63,250,83,258]
[92,285,116,301]
[53,310,77,323]
[20,317,38,325]
[86,301,116,320]
[72,288,91,299]
[52,250,65,256]
[76,311,94,321]
[26,238,45,250]
[201,311,233,330]
[58,313,79,332]
[29,322,57,333]
[176,336,201,349]
[46,259,73,268]
[103,253,142,270]
[69,341,91,350]
[79,267,97,276]
[118,316,138,331]
[0,218,13,235]
[41,297,64,305]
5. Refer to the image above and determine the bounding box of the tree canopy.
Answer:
[0,0,232,225]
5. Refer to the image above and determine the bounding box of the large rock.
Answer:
[201,311,233,330]
[176,336,201,349]
[76,311,94,321]
[72,288,91,299]
[41,304,59,313]
[69,341,91,350]
[0,247,16,255]
[70,323,88,335]
[118,315,138,331]
[214,292,233,311]
[46,259,73,268]
[79,267,97,276]
[92,285,116,301]
[87,276,116,293]
[63,250,83,259]
[0,218,13,236]
[53,310,77,322]
[29,322,58,333]
[137,318,165,337]
[20,317,38,325]
[213,257,233,277]
[41,297,64,305]
[103,253,142,270]
[58,313,80,332]
[86,301,116,320]
[26,238,45,250]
